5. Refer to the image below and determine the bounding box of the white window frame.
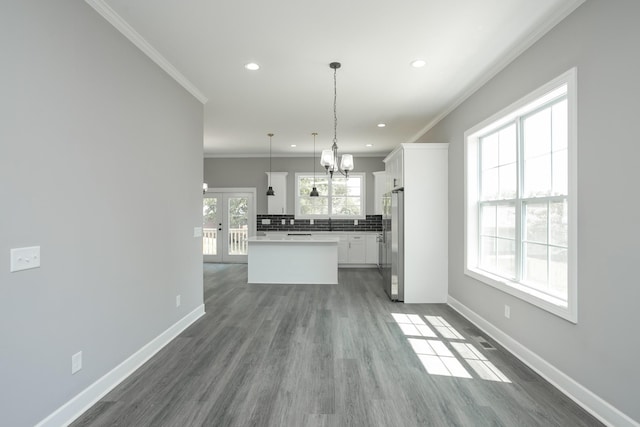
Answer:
[294,172,366,219]
[464,68,578,323]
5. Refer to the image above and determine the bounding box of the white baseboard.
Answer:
[35,304,206,427]
[447,296,639,427]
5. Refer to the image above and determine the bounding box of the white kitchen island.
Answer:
[247,235,339,284]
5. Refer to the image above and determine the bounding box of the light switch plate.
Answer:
[354,220,358,226]
[310,219,314,225]
[10,246,40,272]
[290,219,294,225]
[193,227,203,237]
[281,219,286,225]
[262,219,271,225]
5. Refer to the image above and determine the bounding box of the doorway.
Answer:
[203,189,256,263]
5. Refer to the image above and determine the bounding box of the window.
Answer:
[295,173,365,219]
[465,68,577,322]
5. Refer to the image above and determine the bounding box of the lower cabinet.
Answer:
[347,235,366,264]
[337,235,370,265]
[365,234,379,265]
[264,232,378,267]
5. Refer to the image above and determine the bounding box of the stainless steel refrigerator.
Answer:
[382,188,404,301]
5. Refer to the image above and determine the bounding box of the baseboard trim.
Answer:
[447,296,638,427]
[35,304,206,427]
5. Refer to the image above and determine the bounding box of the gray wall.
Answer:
[0,2,204,426]
[204,156,385,214]
[416,0,639,422]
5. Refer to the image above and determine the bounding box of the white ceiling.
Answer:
[97,0,581,157]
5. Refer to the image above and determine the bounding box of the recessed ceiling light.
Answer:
[245,62,260,71]
[410,59,427,68]
[290,144,297,148]
[377,123,386,128]
[365,144,373,147]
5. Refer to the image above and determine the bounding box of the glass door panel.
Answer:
[223,194,250,262]
[203,193,222,262]
[203,191,254,263]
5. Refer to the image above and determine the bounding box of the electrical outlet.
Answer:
[176,295,181,307]
[281,219,286,225]
[354,219,358,226]
[261,219,271,225]
[71,351,82,374]
[310,219,314,225]
[290,219,294,225]
[504,305,511,319]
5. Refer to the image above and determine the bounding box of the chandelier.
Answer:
[320,62,354,178]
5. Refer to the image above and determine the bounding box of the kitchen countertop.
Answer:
[249,235,339,243]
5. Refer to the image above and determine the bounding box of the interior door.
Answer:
[203,191,254,263]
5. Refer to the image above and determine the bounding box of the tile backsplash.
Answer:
[257,214,382,232]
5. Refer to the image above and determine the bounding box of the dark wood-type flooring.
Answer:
[72,264,602,426]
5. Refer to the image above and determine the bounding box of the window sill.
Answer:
[464,267,577,323]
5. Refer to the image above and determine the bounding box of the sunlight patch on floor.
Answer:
[391,313,511,383]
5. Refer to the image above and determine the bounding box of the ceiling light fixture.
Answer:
[377,123,386,128]
[290,144,297,148]
[365,144,373,147]
[320,62,354,178]
[266,133,275,196]
[310,132,319,197]
[411,59,427,68]
[245,62,260,71]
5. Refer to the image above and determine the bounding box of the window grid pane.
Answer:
[480,123,518,202]
[296,174,364,218]
[477,96,568,302]
[478,202,516,281]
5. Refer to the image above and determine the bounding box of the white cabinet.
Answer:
[365,234,379,265]
[372,171,386,215]
[384,148,404,192]
[337,235,349,263]
[337,235,366,264]
[264,232,379,267]
[266,172,288,214]
[383,143,449,303]
[347,235,366,264]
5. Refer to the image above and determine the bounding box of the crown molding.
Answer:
[409,0,585,142]
[84,0,208,105]
[203,152,388,159]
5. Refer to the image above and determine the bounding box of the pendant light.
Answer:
[310,132,319,197]
[320,62,354,178]
[266,133,275,196]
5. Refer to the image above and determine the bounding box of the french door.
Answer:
[203,190,255,263]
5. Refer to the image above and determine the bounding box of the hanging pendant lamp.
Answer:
[310,132,319,197]
[266,133,275,196]
[320,62,354,178]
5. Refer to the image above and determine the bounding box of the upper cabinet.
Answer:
[383,147,404,191]
[372,171,386,215]
[266,172,288,214]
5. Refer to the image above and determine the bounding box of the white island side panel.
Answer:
[248,238,338,284]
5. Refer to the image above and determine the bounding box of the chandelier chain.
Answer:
[333,67,338,144]
[312,132,317,187]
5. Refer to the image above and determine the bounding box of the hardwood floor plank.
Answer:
[71,264,603,427]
